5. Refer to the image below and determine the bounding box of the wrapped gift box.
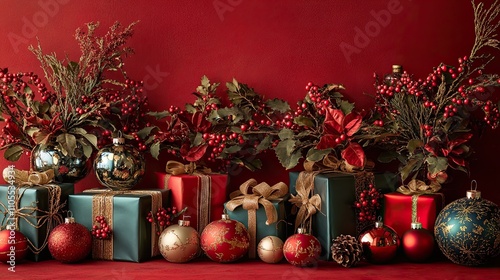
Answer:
[289,172,398,261]
[383,192,444,237]
[68,189,169,262]
[156,172,227,234]
[224,195,289,259]
[0,183,74,261]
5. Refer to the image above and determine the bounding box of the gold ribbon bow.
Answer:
[303,154,375,173]
[397,179,441,195]
[289,172,322,232]
[226,179,288,258]
[3,167,55,185]
[165,161,211,175]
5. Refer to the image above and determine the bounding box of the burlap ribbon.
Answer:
[225,179,288,258]
[0,167,64,255]
[163,160,212,234]
[289,171,322,232]
[83,189,163,260]
[397,179,442,224]
[304,154,375,173]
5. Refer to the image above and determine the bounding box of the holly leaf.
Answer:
[256,135,272,152]
[278,128,294,140]
[377,150,399,163]
[147,111,170,120]
[4,145,24,162]
[306,148,332,162]
[185,104,196,114]
[426,156,448,176]
[294,116,314,128]
[400,155,424,182]
[201,75,210,88]
[137,126,157,139]
[77,138,93,158]
[407,139,424,154]
[193,132,204,147]
[223,145,241,154]
[339,100,355,115]
[150,142,161,159]
[275,140,301,169]
[341,142,365,167]
[265,98,290,113]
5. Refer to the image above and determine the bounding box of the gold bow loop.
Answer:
[3,167,55,186]
[289,172,322,231]
[226,178,288,225]
[165,160,211,175]
[397,179,441,195]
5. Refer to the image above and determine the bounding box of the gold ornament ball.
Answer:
[159,223,200,263]
[257,236,284,264]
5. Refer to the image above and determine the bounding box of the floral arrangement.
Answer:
[272,82,368,170]
[0,21,149,161]
[142,76,289,171]
[361,1,500,188]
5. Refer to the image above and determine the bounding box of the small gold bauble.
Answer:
[257,236,284,264]
[158,223,200,263]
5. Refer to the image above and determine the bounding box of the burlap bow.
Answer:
[397,179,441,195]
[226,179,288,258]
[165,160,211,175]
[303,154,375,173]
[289,172,322,231]
[3,167,55,185]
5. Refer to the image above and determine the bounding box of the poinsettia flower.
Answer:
[424,133,473,167]
[180,142,208,162]
[316,108,365,167]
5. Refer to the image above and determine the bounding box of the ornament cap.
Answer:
[112,131,125,145]
[221,214,230,220]
[65,210,75,224]
[467,180,481,199]
[297,227,307,234]
[410,222,422,229]
[178,215,191,227]
[392,65,403,73]
[375,216,384,228]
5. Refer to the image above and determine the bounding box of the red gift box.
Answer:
[383,192,445,237]
[156,172,228,234]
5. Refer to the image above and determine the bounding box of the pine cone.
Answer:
[331,234,363,268]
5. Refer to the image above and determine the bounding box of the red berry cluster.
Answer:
[91,216,112,239]
[146,206,183,236]
[354,184,382,222]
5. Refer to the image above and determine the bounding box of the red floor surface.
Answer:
[2,255,499,280]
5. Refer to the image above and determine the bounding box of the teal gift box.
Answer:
[289,172,398,261]
[0,183,74,261]
[224,196,288,259]
[68,189,169,262]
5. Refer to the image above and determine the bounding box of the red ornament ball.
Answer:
[283,228,321,267]
[0,229,28,263]
[358,220,399,264]
[48,216,92,263]
[402,223,435,262]
[200,214,250,263]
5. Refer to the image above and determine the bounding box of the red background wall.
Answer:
[1,0,499,204]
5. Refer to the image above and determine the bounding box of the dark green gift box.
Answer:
[224,195,288,259]
[68,189,169,262]
[289,172,398,260]
[0,183,74,261]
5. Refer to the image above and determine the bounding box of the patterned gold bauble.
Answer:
[257,236,283,264]
[200,214,250,263]
[435,187,500,266]
[159,219,200,263]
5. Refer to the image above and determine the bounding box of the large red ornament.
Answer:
[200,214,250,263]
[402,222,435,262]
[283,228,321,267]
[48,214,92,263]
[0,229,28,263]
[358,220,399,264]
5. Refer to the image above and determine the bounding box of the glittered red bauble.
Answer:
[200,214,250,263]
[0,229,28,263]
[283,228,321,267]
[402,222,435,262]
[358,220,399,264]
[48,216,92,263]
